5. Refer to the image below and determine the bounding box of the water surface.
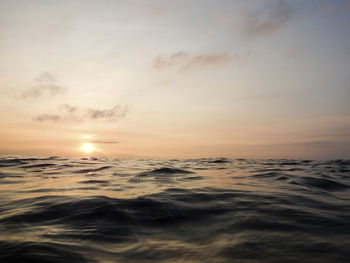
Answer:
[0,157,349,262]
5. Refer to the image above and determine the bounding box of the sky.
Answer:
[0,0,350,159]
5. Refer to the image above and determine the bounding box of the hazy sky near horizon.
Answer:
[0,0,350,159]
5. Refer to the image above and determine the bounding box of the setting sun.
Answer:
[82,143,94,154]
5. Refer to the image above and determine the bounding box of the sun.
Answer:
[82,143,94,154]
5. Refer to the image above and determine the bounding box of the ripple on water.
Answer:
[0,157,349,262]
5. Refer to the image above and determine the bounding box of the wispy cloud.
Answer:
[241,0,292,38]
[91,140,119,144]
[60,104,78,114]
[314,1,350,16]
[34,114,61,122]
[152,51,248,71]
[85,105,127,120]
[34,104,128,122]
[20,72,66,99]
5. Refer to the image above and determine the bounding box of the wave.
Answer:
[21,163,57,169]
[0,241,91,263]
[146,167,194,174]
[295,176,349,191]
[73,166,113,174]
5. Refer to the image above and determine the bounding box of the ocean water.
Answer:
[0,157,349,263]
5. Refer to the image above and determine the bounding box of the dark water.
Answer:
[0,157,350,263]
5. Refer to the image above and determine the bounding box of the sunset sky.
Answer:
[0,0,349,159]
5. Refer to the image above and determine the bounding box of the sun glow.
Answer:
[82,143,94,154]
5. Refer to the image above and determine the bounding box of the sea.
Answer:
[0,157,349,263]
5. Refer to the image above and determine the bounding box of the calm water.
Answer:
[0,157,349,263]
